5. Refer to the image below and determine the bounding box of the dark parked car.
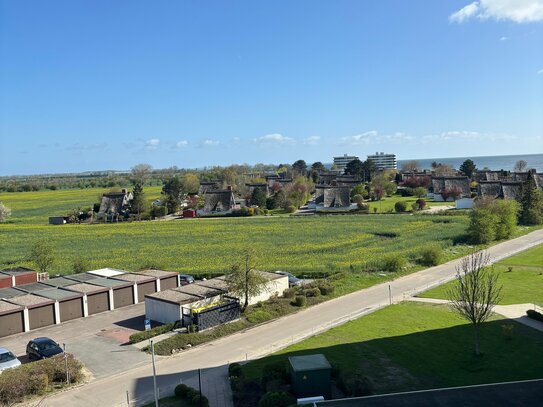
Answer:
[179,274,195,285]
[26,338,63,360]
[275,271,302,287]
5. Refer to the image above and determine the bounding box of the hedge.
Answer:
[0,354,84,405]
[129,321,179,344]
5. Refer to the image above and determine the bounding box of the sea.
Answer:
[397,153,543,172]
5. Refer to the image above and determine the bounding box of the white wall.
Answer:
[145,298,182,324]
[456,198,474,209]
[242,275,289,305]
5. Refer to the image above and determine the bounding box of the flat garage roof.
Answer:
[88,277,132,289]
[43,277,79,288]
[289,354,331,372]
[146,289,201,306]
[0,267,36,276]
[6,293,54,308]
[64,282,109,294]
[136,269,178,279]
[0,287,26,299]
[0,300,23,315]
[35,287,83,301]
[66,273,100,283]
[15,282,52,293]
[174,284,224,298]
[113,273,155,283]
[87,268,127,278]
[195,278,229,292]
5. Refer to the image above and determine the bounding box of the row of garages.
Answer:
[0,267,38,288]
[0,268,180,338]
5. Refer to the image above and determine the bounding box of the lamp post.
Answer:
[151,340,159,407]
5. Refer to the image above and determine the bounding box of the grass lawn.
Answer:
[242,302,543,394]
[418,244,543,305]
[366,194,451,214]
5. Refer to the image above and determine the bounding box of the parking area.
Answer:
[0,303,154,379]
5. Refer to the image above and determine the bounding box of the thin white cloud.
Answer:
[175,140,188,148]
[65,143,108,151]
[303,136,320,145]
[421,131,517,143]
[537,68,543,74]
[145,138,160,150]
[202,139,219,147]
[340,131,415,146]
[450,0,543,23]
[500,36,508,41]
[254,133,296,145]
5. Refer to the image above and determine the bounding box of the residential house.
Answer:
[198,180,221,195]
[315,186,353,211]
[97,189,133,221]
[199,187,237,215]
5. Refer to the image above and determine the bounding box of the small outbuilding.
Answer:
[43,277,80,288]
[65,283,110,315]
[113,273,158,302]
[183,208,197,218]
[35,287,84,323]
[86,268,127,278]
[289,354,332,399]
[6,294,56,330]
[0,273,12,289]
[0,300,24,337]
[0,267,37,286]
[89,277,135,309]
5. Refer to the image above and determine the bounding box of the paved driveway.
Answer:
[0,303,152,379]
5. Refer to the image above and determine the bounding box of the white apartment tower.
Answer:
[333,154,359,173]
[367,152,397,170]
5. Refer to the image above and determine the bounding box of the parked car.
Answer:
[0,348,21,372]
[26,338,63,360]
[179,274,195,285]
[275,271,302,287]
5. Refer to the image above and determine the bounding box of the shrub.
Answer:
[191,394,209,407]
[247,309,273,324]
[411,202,421,212]
[382,254,406,272]
[293,295,307,307]
[258,391,295,407]
[261,361,288,387]
[304,287,321,297]
[129,321,178,343]
[150,205,167,218]
[416,198,426,209]
[174,383,190,398]
[229,363,243,378]
[286,205,297,213]
[318,284,335,296]
[526,309,543,322]
[420,245,442,266]
[394,201,408,212]
[283,287,297,298]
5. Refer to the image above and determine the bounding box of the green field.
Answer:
[0,188,476,277]
[242,302,543,394]
[419,244,543,305]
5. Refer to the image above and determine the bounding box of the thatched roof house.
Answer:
[431,176,471,198]
[477,181,502,198]
[198,180,221,195]
[315,186,351,209]
[500,182,523,200]
[98,189,133,216]
[201,188,236,214]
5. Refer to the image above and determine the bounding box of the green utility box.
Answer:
[288,354,332,399]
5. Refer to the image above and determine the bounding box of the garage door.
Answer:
[0,312,24,337]
[88,292,109,315]
[161,276,178,290]
[29,304,55,329]
[113,286,134,308]
[137,281,156,302]
[59,298,83,322]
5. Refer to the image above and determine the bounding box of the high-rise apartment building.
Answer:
[333,154,359,173]
[367,152,397,170]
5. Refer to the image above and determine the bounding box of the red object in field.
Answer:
[183,209,197,218]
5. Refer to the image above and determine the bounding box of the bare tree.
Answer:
[0,202,11,222]
[447,251,502,356]
[400,160,421,173]
[131,163,153,185]
[514,160,527,172]
[225,249,269,311]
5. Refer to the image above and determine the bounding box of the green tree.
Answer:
[447,251,502,356]
[30,239,55,274]
[345,159,363,178]
[130,183,148,220]
[225,250,269,311]
[469,207,497,244]
[251,187,267,207]
[361,160,377,182]
[519,173,543,225]
[292,160,307,177]
[0,202,11,222]
[311,161,325,172]
[492,199,519,239]
[182,172,200,194]
[162,176,183,214]
[459,159,477,178]
[412,186,427,198]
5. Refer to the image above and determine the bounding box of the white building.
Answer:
[333,154,359,173]
[366,152,397,170]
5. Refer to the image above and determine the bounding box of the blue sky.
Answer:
[1,0,542,175]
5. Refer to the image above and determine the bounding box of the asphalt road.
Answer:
[24,229,543,407]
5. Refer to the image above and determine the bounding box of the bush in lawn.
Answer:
[305,287,321,297]
[150,205,167,218]
[261,361,288,388]
[186,388,199,400]
[258,391,295,407]
[526,309,543,322]
[318,284,335,296]
[129,321,178,343]
[420,245,442,266]
[416,198,426,209]
[382,254,406,272]
[286,205,297,213]
[293,295,307,307]
[394,201,408,213]
[283,287,297,298]
[228,363,243,378]
[192,394,209,407]
[175,383,190,398]
[247,309,273,324]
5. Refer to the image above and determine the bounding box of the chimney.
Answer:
[226,185,232,191]
[121,188,127,194]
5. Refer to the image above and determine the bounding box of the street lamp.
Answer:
[151,340,158,407]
